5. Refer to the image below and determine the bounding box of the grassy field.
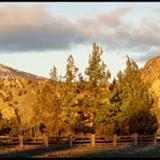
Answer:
[0,145,160,158]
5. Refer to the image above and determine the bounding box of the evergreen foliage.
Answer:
[64,55,78,83]
[0,43,158,137]
[49,65,58,81]
[32,80,65,136]
[98,56,158,135]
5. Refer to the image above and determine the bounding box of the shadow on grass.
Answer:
[0,144,76,158]
[0,144,160,158]
[74,145,160,158]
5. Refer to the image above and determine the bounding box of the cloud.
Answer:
[76,7,160,63]
[87,16,160,63]
[133,47,160,62]
[0,4,89,52]
[153,8,160,13]
[0,3,159,62]
[0,4,52,27]
[93,17,160,52]
[76,7,132,39]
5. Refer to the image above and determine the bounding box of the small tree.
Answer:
[64,55,78,83]
[49,65,58,81]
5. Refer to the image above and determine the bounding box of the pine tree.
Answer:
[64,55,78,83]
[96,56,158,135]
[82,43,111,134]
[85,42,110,87]
[95,77,121,136]
[114,56,158,134]
[32,80,65,136]
[49,65,58,81]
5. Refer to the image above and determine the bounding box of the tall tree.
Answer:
[112,56,157,134]
[85,42,110,87]
[96,57,158,135]
[82,43,111,134]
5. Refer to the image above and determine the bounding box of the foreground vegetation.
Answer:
[0,43,158,137]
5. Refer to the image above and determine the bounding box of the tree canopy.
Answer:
[0,43,158,137]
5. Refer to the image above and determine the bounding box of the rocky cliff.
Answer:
[141,56,160,134]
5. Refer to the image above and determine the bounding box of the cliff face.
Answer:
[141,56,160,134]
[141,56,160,98]
[141,56,160,85]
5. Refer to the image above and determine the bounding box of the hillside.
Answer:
[0,64,48,127]
[0,64,46,80]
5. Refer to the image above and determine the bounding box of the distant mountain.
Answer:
[0,64,46,80]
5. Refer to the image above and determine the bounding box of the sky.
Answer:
[0,2,160,80]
